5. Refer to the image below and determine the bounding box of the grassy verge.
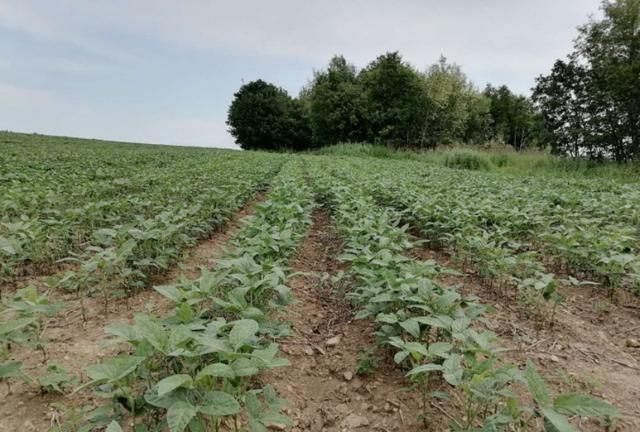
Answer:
[311,143,640,182]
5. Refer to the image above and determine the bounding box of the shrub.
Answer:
[443,150,492,171]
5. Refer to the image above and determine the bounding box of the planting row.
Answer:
[408,161,637,291]
[334,157,640,301]
[308,160,617,431]
[1,137,284,285]
[73,162,315,431]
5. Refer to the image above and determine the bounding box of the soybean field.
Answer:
[1,132,639,432]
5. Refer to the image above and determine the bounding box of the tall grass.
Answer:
[312,142,640,182]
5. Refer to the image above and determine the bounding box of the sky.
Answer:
[0,1,603,149]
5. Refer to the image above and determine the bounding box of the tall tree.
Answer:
[359,52,424,146]
[227,80,311,151]
[533,60,592,157]
[419,57,488,148]
[534,0,640,161]
[307,56,369,146]
[486,85,546,150]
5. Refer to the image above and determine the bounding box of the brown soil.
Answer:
[412,247,640,431]
[0,193,265,432]
[264,210,435,432]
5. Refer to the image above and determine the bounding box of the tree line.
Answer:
[227,54,543,152]
[227,0,639,162]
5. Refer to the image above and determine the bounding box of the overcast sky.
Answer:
[0,1,603,149]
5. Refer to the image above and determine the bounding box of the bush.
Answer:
[490,153,510,168]
[443,150,492,171]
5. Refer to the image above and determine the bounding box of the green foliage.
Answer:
[442,149,493,171]
[80,163,313,431]
[419,56,490,148]
[230,52,536,152]
[38,363,78,394]
[484,84,548,150]
[534,0,640,161]
[307,56,370,146]
[0,132,284,303]
[358,51,425,146]
[309,157,619,430]
[226,80,312,151]
[355,348,378,376]
[525,360,617,431]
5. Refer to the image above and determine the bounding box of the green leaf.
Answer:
[85,355,145,383]
[376,313,398,324]
[428,342,453,358]
[248,419,268,432]
[442,353,463,386]
[553,393,617,418]
[167,401,197,432]
[0,317,36,336]
[393,350,409,364]
[198,391,241,417]
[154,285,184,303]
[541,407,577,432]
[399,319,420,339]
[188,417,206,432]
[229,319,259,349]
[157,374,193,397]
[176,303,195,323]
[105,421,124,432]
[0,361,22,379]
[232,358,259,377]
[135,315,168,353]
[524,360,550,406]
[196,363,235,380]
[406,363,443,377]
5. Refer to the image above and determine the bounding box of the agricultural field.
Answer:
[1,132,640,432]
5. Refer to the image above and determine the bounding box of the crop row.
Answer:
[328,157,640,311]
[1,140,284,286]
[308,160,617,431]
[378,160,640,292]
[72,161,314,431]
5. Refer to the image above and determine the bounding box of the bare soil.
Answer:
[264,210,435,432]
[412,247,640,431]
[0,194,265,432]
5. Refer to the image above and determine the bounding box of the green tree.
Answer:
[227,80,312,151]
[359,52,424,146]
[418,57,491,148]
[533,60,591,157]
[307,56,369,146]
[534,0,640,161]
[485,85,546,150]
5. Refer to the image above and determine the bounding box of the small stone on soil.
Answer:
[626,338,640,348]
[343,371,353,381]
[342,413,370,429]
[326,335,342,347]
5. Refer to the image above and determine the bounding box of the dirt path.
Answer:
[264,210,431,432]
[0,193,266,432]
[413,247,640,431]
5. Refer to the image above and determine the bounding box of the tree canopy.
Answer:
[227,80,311,151]
[228,2,639,162]
[533,0,640,161]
